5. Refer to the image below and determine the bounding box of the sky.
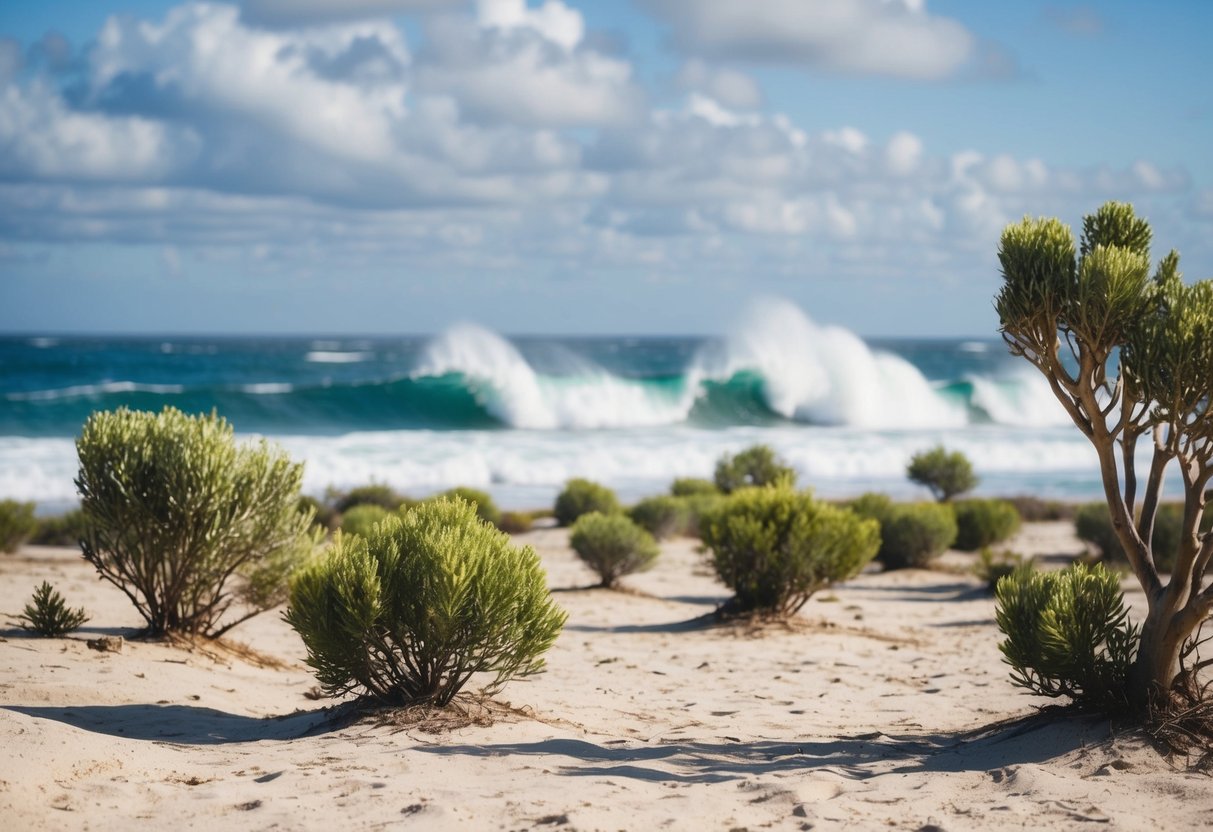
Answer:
[1,0,1210,337]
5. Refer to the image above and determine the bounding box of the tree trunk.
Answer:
[1127,602,1188,712]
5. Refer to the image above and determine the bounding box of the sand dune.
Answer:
[1,523,1209,830]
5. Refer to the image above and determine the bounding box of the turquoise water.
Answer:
[0,301,1103,509]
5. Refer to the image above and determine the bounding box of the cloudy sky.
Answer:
[1,0,1210,336]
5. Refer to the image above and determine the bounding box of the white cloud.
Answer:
[884,131,922,176]
[640,0,976,80]
[242,0,462,26]
[675,60,764,110]
[476,0,583,51]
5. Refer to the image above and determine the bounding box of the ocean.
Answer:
[0,299,1111,512]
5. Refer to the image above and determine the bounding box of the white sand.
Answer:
[2,522,1210,830]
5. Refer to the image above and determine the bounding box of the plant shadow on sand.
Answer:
[419,712,1121,784]
[4,703,332,745]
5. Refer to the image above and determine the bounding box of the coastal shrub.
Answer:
[299,495,339,531]
[1075,501,1212,573]
[17,581,89,637]
[714,445,796,494]
[700,487,879,617]
[873,503,958,570]
[340,504,390,538]
[497,511,534,535]
[975,548,1032,593]
[995,562,1138,708]
[670,477,719,498]
[438,487,502,528]
[682,493,726,538]
[331,484,412,514]
[76,407,318,637]
[628,495,692,540]
[570,512,660,587]
[0,499,37,553]
[848,492,893,523]
[30,508,91,547]
[285,498,566,707]
[906,446,977,502]
[1006,495,1075,522]
[554,478,620,527]
[952,499,1022,551]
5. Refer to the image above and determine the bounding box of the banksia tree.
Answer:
[76,407,317,638]
[996,201,1213,711]
[285,498,566,707]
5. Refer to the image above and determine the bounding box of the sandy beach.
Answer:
[2,521,1211,831]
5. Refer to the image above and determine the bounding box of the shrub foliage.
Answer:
[700,487,879,617]
[570,512,659,587]
[30,508,92,547]
[952,499,1022,551]
[438,487,502,528]
[670,478,719,498]
[18,581,89,636]
[1076,501,1212,573]
[0,499,37,553]
[995,563,1138,708]
[851,496,957,570]
[340,504,391,539]
[76,407,317,637]
[713,445,796,494]
[286,498,566,706]
[906,446,977,502]
[554,478,620,527]
[628,495,692,540]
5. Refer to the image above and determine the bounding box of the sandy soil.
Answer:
[2,522,1211,831]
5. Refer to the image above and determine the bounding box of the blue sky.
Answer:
[1,0,1210,336]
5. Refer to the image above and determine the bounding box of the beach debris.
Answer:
[86,635,123,653]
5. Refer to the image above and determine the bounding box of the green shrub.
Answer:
[498,511,534,535]
[0,499,37,553]
[299,495,339,531]
[670,477,719,497]
[628,495,692,540]
[952,499,1022,551]
[553,478,620,527]
[75,407,318,637]
[870,502,957,570]
[330,484,411,514]
[848,492,893,522]
[995,562,1137,708]
[681,493,726,538]
[570,512,660,587]
[1006,495,1076,522]
[438,487,502,528]
[340,504,391,538]
[1075,501,1212,573]
[30,508,91,547]
[285,497,566,707]
[975,548,1032,593]
[700,487,879,617]
[17,581,89,637]
[713,445,796,494]
[906,445,977,502]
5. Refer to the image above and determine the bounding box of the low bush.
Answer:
[299,495,339,531]
[714,445,796,494]
[340,504,391,538]
[570,512,659,587]
[906,446,977,502]
[995,562,1137,708]
[438,487,502,528]
[17,581,89,637]
[1005,495,1076,522]
[1075,501,1213,573]
[0,499,37,553]
[330,484,412,514]
[628,495,692,540]
[853,500,957,570]
[76,407,318,637]
[497,511,534,535]
[29,507,90,547]
[681,493,726,538]
[952,499,1021,551]
[699,487,879,617]
[286,497,566,707]
[975,548,1031,593]
[670,477,719,498]
[554,478,620,527]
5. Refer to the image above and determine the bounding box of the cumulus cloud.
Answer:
[675,60,763,111]
[639,0,976,80]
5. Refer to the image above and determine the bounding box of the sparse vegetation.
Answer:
[29,507,91,547]
[995,562,1137,709]
[286,498,566,707]
[570,512,659,588]
[907,446,977,502]
[17,581,89,637]
[700,486,879,618]
[553,478,620,527]
[1076,501,1213,573]
[952,498,1022,551]
[437,487,502,528]
[627,495,692,540]
[0,499,37,553]
[850,496,957,570]
[713,444,796,494]
[339,504,391,539]
[75,407,317,637]
[975,548,1032,593]
[330,483,411,514]
[670,477,719,498]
